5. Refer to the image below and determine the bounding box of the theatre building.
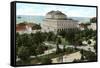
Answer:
[41,10,79,33]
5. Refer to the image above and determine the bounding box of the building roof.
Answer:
[45,10,67,20]
[16,22,33,32]
[16,24,27,31]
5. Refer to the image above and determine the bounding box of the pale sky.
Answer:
[16,3,96,17]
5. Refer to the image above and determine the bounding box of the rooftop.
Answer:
[45,10,67,20]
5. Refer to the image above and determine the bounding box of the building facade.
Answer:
[88,23,96,30]
[41,10,79,33]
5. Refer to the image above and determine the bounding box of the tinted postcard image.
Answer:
[16,2,97,65]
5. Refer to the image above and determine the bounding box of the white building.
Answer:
[41,10,79,33]
[88,23,96,30]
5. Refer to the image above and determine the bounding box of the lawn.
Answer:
[30,47,78,64]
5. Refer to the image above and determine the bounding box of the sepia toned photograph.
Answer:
[15,2,97,66]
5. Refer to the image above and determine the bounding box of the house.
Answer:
[16,23,33,34]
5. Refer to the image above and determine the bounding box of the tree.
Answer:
[63,44,66,52]
[73,34,82,48]
[35,44,47,55]
[88,40,91,45]
[56,37,62,54]
[85,51,97,61]
[80,49,85,61]
[56,37,62,44]
[65,30,76,44]
[57,30,66,38]
[17,46,30,63]
[47,31,56,41]
[73,59,80,62]
[93,43,97,52]
[32,24,41,30]
[41,57,52,64]
[62,38,66,52]
[77,39,82,46]
[90,17,96,23]
[16,33,23,47]
[29,32,46,56]
[56,45,62,54]
[20,34,30,47]
[34,32,45,44]
[80,49,97,61]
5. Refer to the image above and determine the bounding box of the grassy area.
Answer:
[30,47,78,64]
[61,37,69,45]
[30,58,40,64]
[30,52,64,64]
[47,45,54,49]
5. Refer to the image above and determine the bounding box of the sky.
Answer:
[16,3,96,17]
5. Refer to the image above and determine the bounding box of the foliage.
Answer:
[32,24,41,30]
[93,43,97,52]
[90,17,96,23]
[17,46,30,61]
[40,57,52,64]
[65,47,77,54]
[47,32,57,42]
[73,59,81,63]
[16,32,47,62]
[16,25,97,64]
[56,37,62,54]
[88,40,91,44]
[80,49,97,61]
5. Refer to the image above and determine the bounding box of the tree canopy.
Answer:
[90,17,96,23]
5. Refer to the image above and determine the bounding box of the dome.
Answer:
[45,10,67,20]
